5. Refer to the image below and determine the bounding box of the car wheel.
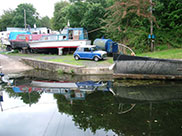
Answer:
[94,56,99,62]
[74,55,79,60]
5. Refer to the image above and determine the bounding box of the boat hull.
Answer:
[113,54,182,79]
[28,40,91,49]
[10,41,29,49]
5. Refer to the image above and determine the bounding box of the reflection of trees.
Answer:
[72,92,118,133]
[5,87,41,105]
[149,102,182,136]
[54,91,182,136]
[4,87,19,98]
[54,94,72,115]
[18,91,41,104]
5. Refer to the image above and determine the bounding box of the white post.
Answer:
[150,0,154,52]
[24,9,27,30]
[58,48,63,55]
[0,102,2,111]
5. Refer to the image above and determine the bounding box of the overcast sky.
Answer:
[0,0,62,18]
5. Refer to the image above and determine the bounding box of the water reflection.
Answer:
[0,72,182,136]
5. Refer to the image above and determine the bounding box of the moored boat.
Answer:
[9,33,47,51]
[7,27,91,54]
[113,54,182,80]
[8,31,31,51]
[28,27,91,54]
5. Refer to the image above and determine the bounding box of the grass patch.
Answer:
[49,58,84,66]
[106,57,114,64]
[138,48,182,59]
[6,52,29,56]
[48,55,84,66]
[47,55,113,66]
[96,57,113,64]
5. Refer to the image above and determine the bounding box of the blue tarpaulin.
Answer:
[9,31,31,40]
[12,87,22,93]
[76,81,103,87]
[0,73,4,77]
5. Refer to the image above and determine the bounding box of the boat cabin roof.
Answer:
[78,45,96,48]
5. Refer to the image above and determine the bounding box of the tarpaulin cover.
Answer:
[12,87,22,93]
[9,32,31,40]
[0,73,4,77]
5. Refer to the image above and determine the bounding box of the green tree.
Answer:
[103,0,182,52]
[66,2,87,28]
[52,1,70,30]
[12,3,38,28]
[39,16,51,28]
[154,0,182,30]
[86,0,113,8]
[103,0,153,53]
[0,3,52,31]
[0,9,15,31]
[80,3,106,40]
[153,0,182,48]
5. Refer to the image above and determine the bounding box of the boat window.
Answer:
[41,35,57,41]
[29,35,32,40]
[74,30,80,36]
[69,30,73,39]
[19,36,26,40]
[61,29,68,35]
[63,35,67,40]
[73,30,80,40]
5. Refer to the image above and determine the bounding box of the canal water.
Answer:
[0,70,182,136]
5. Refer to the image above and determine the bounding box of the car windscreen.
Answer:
[91,47,98,51]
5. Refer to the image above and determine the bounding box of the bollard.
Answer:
[58,48,63,56]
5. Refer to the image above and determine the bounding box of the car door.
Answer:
[82,47,92,59]
[76,47,84,58]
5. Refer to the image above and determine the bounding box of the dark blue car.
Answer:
[73,45,107,61]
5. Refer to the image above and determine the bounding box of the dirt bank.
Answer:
[0,54,33,74]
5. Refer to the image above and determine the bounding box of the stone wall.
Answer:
[21,58,113,75]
